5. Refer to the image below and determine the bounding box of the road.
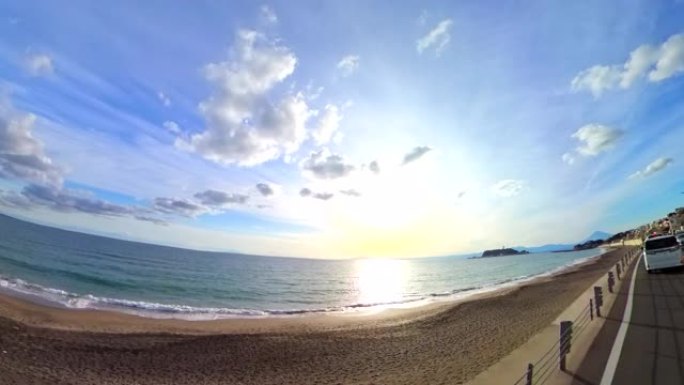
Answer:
[571,256,684,385]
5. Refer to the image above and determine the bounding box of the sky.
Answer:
[0,0,683,259]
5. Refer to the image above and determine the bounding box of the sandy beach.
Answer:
[0,248,629,385]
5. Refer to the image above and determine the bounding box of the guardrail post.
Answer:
[589,298,594,321]
[560,321,573,372]
[616,263,621,280]
[526,363,533,385]
[594,286,603,317]
[607,272,615,293]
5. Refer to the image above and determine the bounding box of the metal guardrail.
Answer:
[509,247,640,385]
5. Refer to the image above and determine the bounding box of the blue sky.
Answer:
[0,0,683,258]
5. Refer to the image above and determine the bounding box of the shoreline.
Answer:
[0,251,604,335]
[0,248,631,385]
[0,248,605,326]
[0,277,523,335]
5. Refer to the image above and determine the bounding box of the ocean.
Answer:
[0,214,604,320]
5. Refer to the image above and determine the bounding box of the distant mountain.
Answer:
[512,231,613,254]
[581,231,612,243]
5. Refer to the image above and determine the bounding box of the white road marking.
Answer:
[599,253,642,385]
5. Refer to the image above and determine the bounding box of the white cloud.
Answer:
[180,29,313,166]
[162,120,180,134]
[572,33,684,96]
[570,65,621,98]
[157,91,171,107]
[0,99,62,185]
[629,157,673,179]
[562,152,576,165]
[417,19,453,56]
[649,34,684,82]
[311,104,342,145]
[571,124,624,157]
[301,149,355,179]
[205,29,296,95]
[620,45,659,88]
[337,55,360,77]
[24,53,53,76]
[492,179,526,198]
[260,5,278,24]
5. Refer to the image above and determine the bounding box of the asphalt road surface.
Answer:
[572,256,684,385]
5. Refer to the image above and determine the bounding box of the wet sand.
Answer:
[0,248,628,385]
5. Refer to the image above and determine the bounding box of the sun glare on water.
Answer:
[354,259,409,306]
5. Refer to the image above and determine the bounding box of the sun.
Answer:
[349,170,430,230]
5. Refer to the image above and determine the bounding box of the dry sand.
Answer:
[0,248,629,385]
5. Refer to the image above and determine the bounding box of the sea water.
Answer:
[0,214,604,320]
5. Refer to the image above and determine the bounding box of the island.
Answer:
[480,248,530,258]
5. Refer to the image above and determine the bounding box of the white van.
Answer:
[643,234,684,273]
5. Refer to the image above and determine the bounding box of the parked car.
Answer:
[643,234,684,273]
